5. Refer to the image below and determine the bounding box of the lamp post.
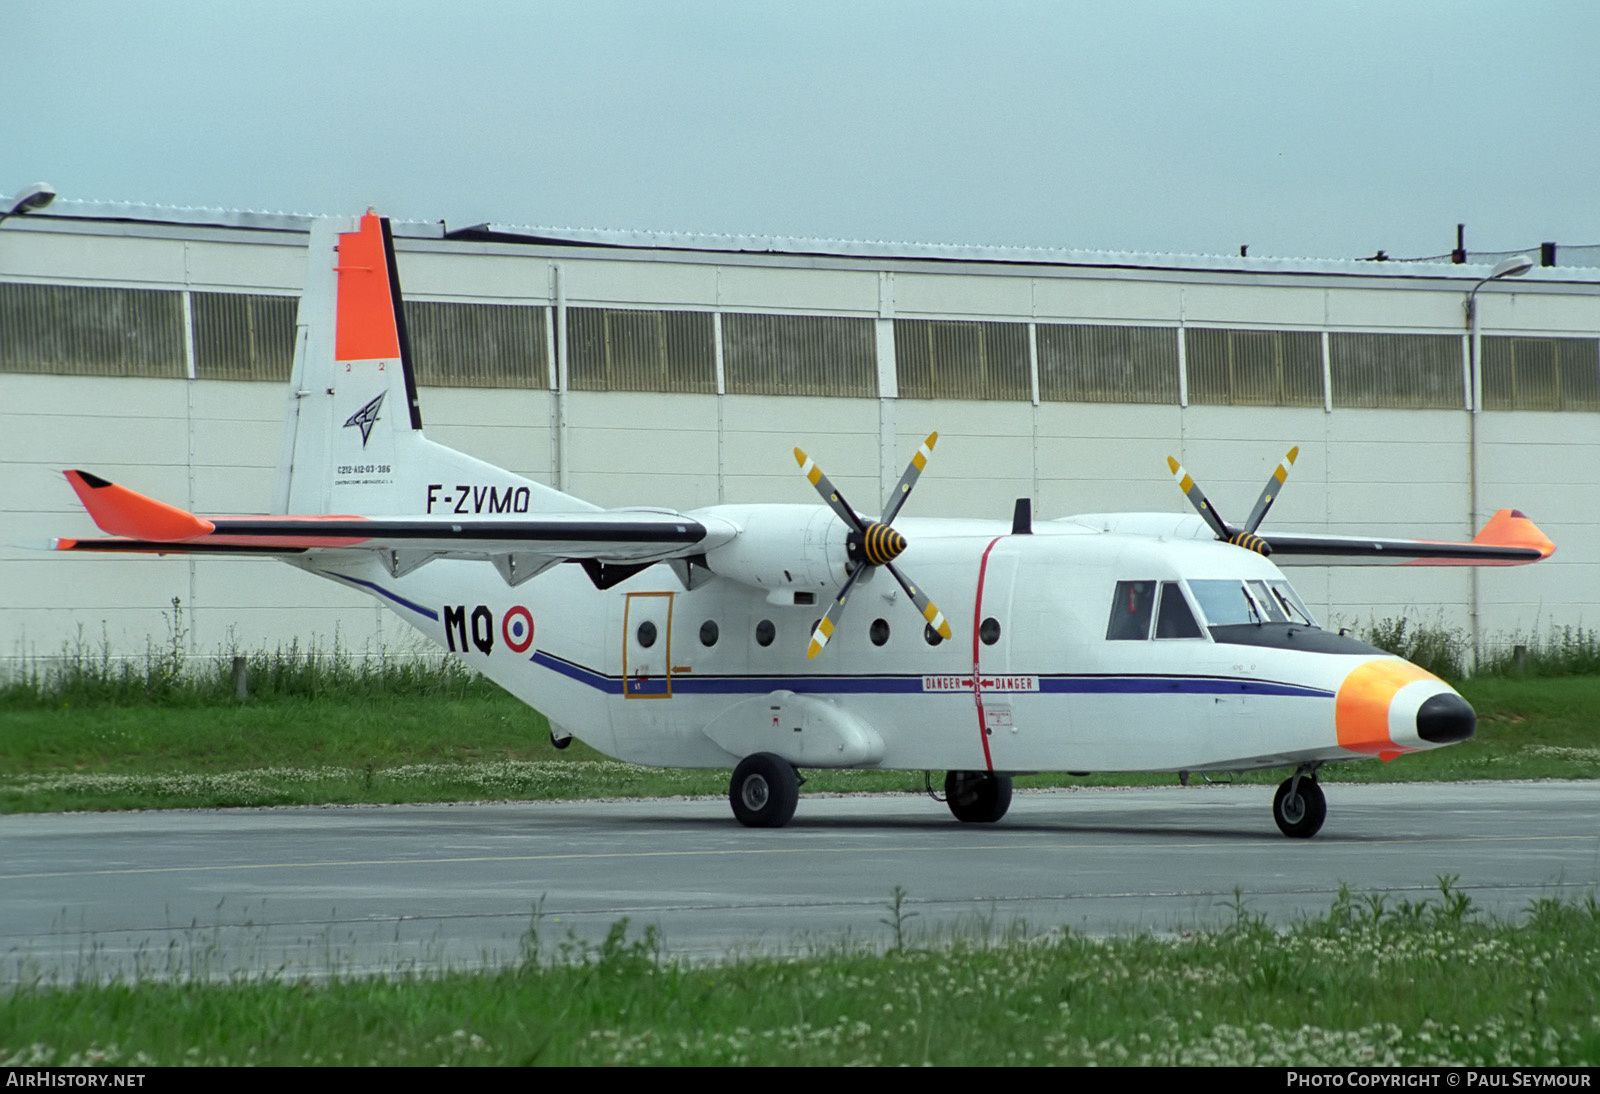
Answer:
[0,182,57,227]
[1465,253,1533,669]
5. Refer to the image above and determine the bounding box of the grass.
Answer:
[3,883,1597,1066]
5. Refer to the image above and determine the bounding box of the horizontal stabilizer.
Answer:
[58,471,728,576]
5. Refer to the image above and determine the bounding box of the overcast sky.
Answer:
[5,1,1597,260]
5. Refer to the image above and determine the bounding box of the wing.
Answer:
[55,470,727,584]
[1262,509,1555,567]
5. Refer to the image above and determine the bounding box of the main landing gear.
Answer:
[1272,767,1327,838]
[729,752,800,828]
[942,770,1013,824]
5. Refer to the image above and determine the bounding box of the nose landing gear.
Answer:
[1273,767,1326,838]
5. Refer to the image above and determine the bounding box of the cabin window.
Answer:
[870,619,890,646]
[924,624,944,647]
[1155,582,1204,638]
[699,620,719,647]
[755,619,776,647]
[636,621,658,648]
[980,617,1001,646]
[1106,581,1156,640]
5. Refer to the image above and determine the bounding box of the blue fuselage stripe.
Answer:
[327,574,440,622]
[527,651,1334,700]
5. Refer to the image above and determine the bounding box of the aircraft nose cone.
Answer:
[1416,692,1475,744]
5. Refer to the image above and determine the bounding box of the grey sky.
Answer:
[5,1,1597,260]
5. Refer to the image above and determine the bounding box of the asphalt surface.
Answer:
[2,781,1597,983]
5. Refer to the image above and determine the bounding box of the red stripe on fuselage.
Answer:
[971,536,1004,771]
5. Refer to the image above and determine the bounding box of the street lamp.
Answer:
[1465,253,1533,669]
[0,181,57,226]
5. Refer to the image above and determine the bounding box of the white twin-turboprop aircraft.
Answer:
[57,213,1556,837]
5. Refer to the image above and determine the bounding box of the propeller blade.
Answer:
[1166,455,1233,541]
[886,560,953,641]
[805,562,868,659]
[795,447,866,533]
[1242,446,1298,534]
[880,431,938,526]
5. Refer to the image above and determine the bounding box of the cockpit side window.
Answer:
[1268,581,1318,626]
[1246,580,1289,623]
[1106,581,1156,640]
[1155,582,1204,638]
[1188,579,1260,625]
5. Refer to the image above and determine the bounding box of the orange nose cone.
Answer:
[1335,659,1439,756]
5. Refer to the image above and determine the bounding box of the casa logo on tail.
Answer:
[344,393,384,447]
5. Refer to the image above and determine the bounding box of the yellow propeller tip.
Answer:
[925,431,939,447]
[938,623,953,640]
[1286,446,1300,463]
[1166,456,1181,473]
[793,448,808,465]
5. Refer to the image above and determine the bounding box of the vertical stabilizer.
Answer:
[273,213,595,518]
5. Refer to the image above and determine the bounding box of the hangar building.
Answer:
[3,201,1597,673]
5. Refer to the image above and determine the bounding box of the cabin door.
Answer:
[622,591,675,699]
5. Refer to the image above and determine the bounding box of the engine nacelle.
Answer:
[695,504,851,592]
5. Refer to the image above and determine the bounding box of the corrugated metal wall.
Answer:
[1483,336,1600,411]
[1329,333,1462,409]
[1186,328,1323,407]
[567,308,716,393]
[1038,324,1179,403]
[0,283,186,378]
[723,313,876,397]
[894,319,1029,401]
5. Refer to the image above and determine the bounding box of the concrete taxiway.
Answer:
[1,781,1596,983]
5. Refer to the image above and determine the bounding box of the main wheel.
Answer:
[944,770,1013,823]
[729,753,800,828]
[1272,775,1327,838]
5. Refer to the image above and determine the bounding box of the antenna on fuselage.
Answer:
[1012,498,1032,535]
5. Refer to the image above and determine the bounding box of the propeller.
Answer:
[1166,447,1298,555]
[795,432,953,658]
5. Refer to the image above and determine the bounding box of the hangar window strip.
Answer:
[192,292,297,381]
[894,318,1029,401]
[0,282,186,378]
[1185,328,1323,407]
[1329,332,1463,409]
[1037,323,1179,404]
[1482,336,1600,412]
[404,301,548,389]
[566,308,716,394]
[723,313,877,397]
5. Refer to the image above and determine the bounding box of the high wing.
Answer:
[1260,509,1555,567]
[55,469,732,586]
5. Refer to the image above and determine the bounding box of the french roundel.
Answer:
[502,605,534,653]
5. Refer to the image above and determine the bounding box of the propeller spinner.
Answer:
[795,432,953,658]
[1166,446,1298,555]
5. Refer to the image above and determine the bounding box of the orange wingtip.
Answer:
[1473,509,1556,561]
[63,471,215,541]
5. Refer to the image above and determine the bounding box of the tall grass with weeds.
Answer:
[3,883,1597,1066]
[1479,625,1600,678]
[2,599,495,708]
[1360,616,1470,679]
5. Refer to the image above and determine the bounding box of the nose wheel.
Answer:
[1272,770,1326,838]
